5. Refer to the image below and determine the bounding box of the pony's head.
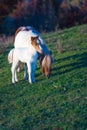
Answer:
[41,53,53,78]
[31,36,43,54]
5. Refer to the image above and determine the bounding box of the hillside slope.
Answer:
[0,24,87,130]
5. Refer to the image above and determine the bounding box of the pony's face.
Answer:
[31,37,43,54]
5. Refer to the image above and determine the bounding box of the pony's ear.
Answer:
[31,37,34,41]
[31,36,38,41]
[34,36,38,41]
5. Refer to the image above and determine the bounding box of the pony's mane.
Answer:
[42,55,52,67]
[40,54,52,78]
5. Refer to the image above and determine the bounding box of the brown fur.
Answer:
[40,54,52,78]
[15,26,24,37]
[31,36,42,54]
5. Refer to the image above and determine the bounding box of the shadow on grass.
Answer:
[52,52,87,76]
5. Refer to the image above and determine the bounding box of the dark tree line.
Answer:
[0,0,87,35]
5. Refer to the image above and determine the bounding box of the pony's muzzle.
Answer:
[45,73,50,78]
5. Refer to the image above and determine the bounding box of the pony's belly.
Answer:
[14,48,38,64]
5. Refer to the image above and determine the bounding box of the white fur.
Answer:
[14,30,38,48]
[8,49,14,63]
[38,36,50,54]
[13,26,53,80]
[11,47,38,84]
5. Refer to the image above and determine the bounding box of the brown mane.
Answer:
[40,54,52,78]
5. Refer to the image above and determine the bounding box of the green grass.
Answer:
[0,24,87,130]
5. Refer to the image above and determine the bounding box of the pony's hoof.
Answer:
[16,80,18,82]
[29,80,35,84]
[24,76,28,80]
[12,81,15,84]
[29,81,33,84]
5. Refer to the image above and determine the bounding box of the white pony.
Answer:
[14,26,53,78]
[8,36,43,84]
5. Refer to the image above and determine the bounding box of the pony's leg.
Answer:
[11,60,19,83]
[11,65,15,84]
[31,62,36,83]
[15,70,18,82]
[17,67,20,72]
[27,62,36,84]
[27,64,32,83]
[24,63,28,80]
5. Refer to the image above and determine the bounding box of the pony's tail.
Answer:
[8,49,14,63]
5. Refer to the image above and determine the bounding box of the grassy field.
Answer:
[0,24,87,130]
